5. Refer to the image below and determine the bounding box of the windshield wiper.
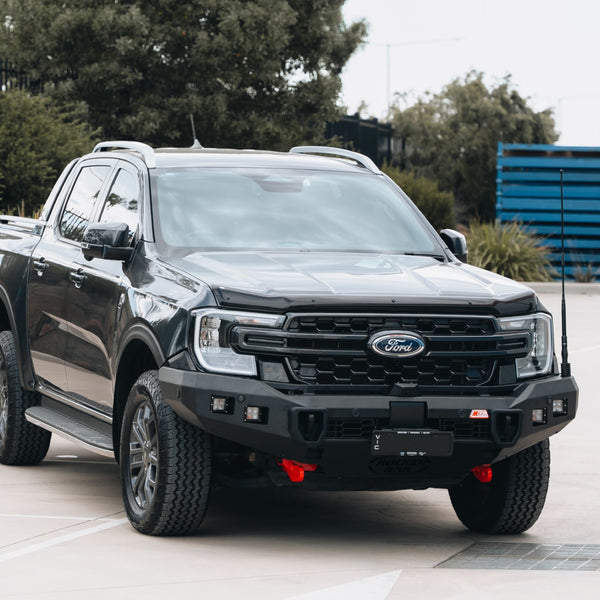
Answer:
[401,251,447,261]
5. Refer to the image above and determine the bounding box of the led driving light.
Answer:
[210,395,233,414]
[193,309,284,376]
[532,408,547,425]
[498,313,553,379]
[553,398,567,416]
[244,406,268,423]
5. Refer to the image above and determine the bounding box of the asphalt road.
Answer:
[1,283,598,599]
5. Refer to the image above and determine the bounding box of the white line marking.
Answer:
[0,518,128,563]
[284,570,402,600]
[0,513,122,521]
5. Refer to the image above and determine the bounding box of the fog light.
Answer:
[552,398,567,416]
[532,408,547,425]
[210,396,233,414]
[245,406,268,424]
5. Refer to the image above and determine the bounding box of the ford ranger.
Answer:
[0,142,578,536]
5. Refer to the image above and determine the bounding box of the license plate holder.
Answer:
[371,429,453,457]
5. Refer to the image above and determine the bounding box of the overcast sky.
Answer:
[341,0,598,145]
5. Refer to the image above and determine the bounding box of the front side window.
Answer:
[152,168,441,256]
[99,168,140,245]
[59,165,111,242]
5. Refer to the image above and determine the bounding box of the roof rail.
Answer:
[289,145,381,174]
[93,141,156,169]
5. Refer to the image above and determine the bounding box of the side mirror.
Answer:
[82,222,134,261]
[440,228,468,263]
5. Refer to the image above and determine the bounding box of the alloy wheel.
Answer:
[0,355,8,450]
[128,400,159,509]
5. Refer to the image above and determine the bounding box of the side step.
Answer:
[25,398,114,459]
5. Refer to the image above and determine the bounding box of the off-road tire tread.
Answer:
[121,370,212,536]
[449,439,550,534]
[0,331,51,466]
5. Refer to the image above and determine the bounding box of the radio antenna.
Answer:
[189,114,203,149]
[560,169,571,377]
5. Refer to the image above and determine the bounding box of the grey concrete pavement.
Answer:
[0,283,598,599]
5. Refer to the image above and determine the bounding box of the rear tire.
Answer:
[120,370,212,536]
[449,439,550,534]
[0,331,51,465]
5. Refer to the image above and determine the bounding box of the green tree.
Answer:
[0,0,366,149]
[382,164,454,231]
[0,91,97,215]
[391,72,558,221]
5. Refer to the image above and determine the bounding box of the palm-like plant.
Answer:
[466,221,555,282]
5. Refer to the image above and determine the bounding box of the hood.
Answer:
[166,251,537,315]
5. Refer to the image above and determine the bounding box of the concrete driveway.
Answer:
[0,283,598,599]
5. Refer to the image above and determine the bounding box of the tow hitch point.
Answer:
[279,459,317,483]
[471,464,492,483]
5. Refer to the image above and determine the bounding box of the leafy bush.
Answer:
[382,164,455,231]
[466,221,555,281]
[573,263,597,283]
[0,91,97,216]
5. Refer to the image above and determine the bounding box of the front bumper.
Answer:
[159,366,578,489]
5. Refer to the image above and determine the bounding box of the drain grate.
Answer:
[437,542,600,571]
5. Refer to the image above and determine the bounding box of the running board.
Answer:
[25,398,115,459]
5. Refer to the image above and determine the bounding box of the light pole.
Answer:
[371,37,462,117]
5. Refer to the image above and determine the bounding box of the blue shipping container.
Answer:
[496,143,600,280]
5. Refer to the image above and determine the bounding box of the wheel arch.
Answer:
[0,285,31,389]
[112,324,165,461]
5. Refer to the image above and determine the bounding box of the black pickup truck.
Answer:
[0,142,577,536]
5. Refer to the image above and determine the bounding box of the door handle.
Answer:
[69,271,87,289]
[33,259,48,276]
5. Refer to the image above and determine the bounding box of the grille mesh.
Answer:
[325,417,491,440]
[233,313,528,389]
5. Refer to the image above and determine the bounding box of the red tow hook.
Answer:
[471,464,493,483]
[278,459,317,483]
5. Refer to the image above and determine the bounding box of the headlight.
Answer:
[193,309,284,376]
[498,313,553,379]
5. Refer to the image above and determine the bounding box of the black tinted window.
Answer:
[60,165,110,242]
[153,168,438,254]
[100,168,139,244]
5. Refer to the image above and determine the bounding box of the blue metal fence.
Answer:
[496,143,600,279]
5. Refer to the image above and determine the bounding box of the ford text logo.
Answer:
[367,331,426,358]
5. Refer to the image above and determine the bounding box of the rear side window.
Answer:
[59,165,111,242]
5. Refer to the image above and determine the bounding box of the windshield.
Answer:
[151,168,441,255]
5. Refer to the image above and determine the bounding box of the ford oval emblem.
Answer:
[367,331,426,359]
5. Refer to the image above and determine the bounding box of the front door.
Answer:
[63,164,141,412]
[27,162,113,394]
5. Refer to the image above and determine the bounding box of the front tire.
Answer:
[449,439,550,534]
[120,370,212,536]
[0,331,51,465]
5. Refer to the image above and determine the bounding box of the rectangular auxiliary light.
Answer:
[244,406,268,424]
[552,398,567,417]
[210,396,234,414]
[532,408,547,425]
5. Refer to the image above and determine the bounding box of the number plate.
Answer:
[371,429,453,457]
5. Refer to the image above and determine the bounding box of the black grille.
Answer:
[326,417,391,439]
[233,313,529,390]
[325,418,491,441]
[290,355,494,387]
[288,315,495,336]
